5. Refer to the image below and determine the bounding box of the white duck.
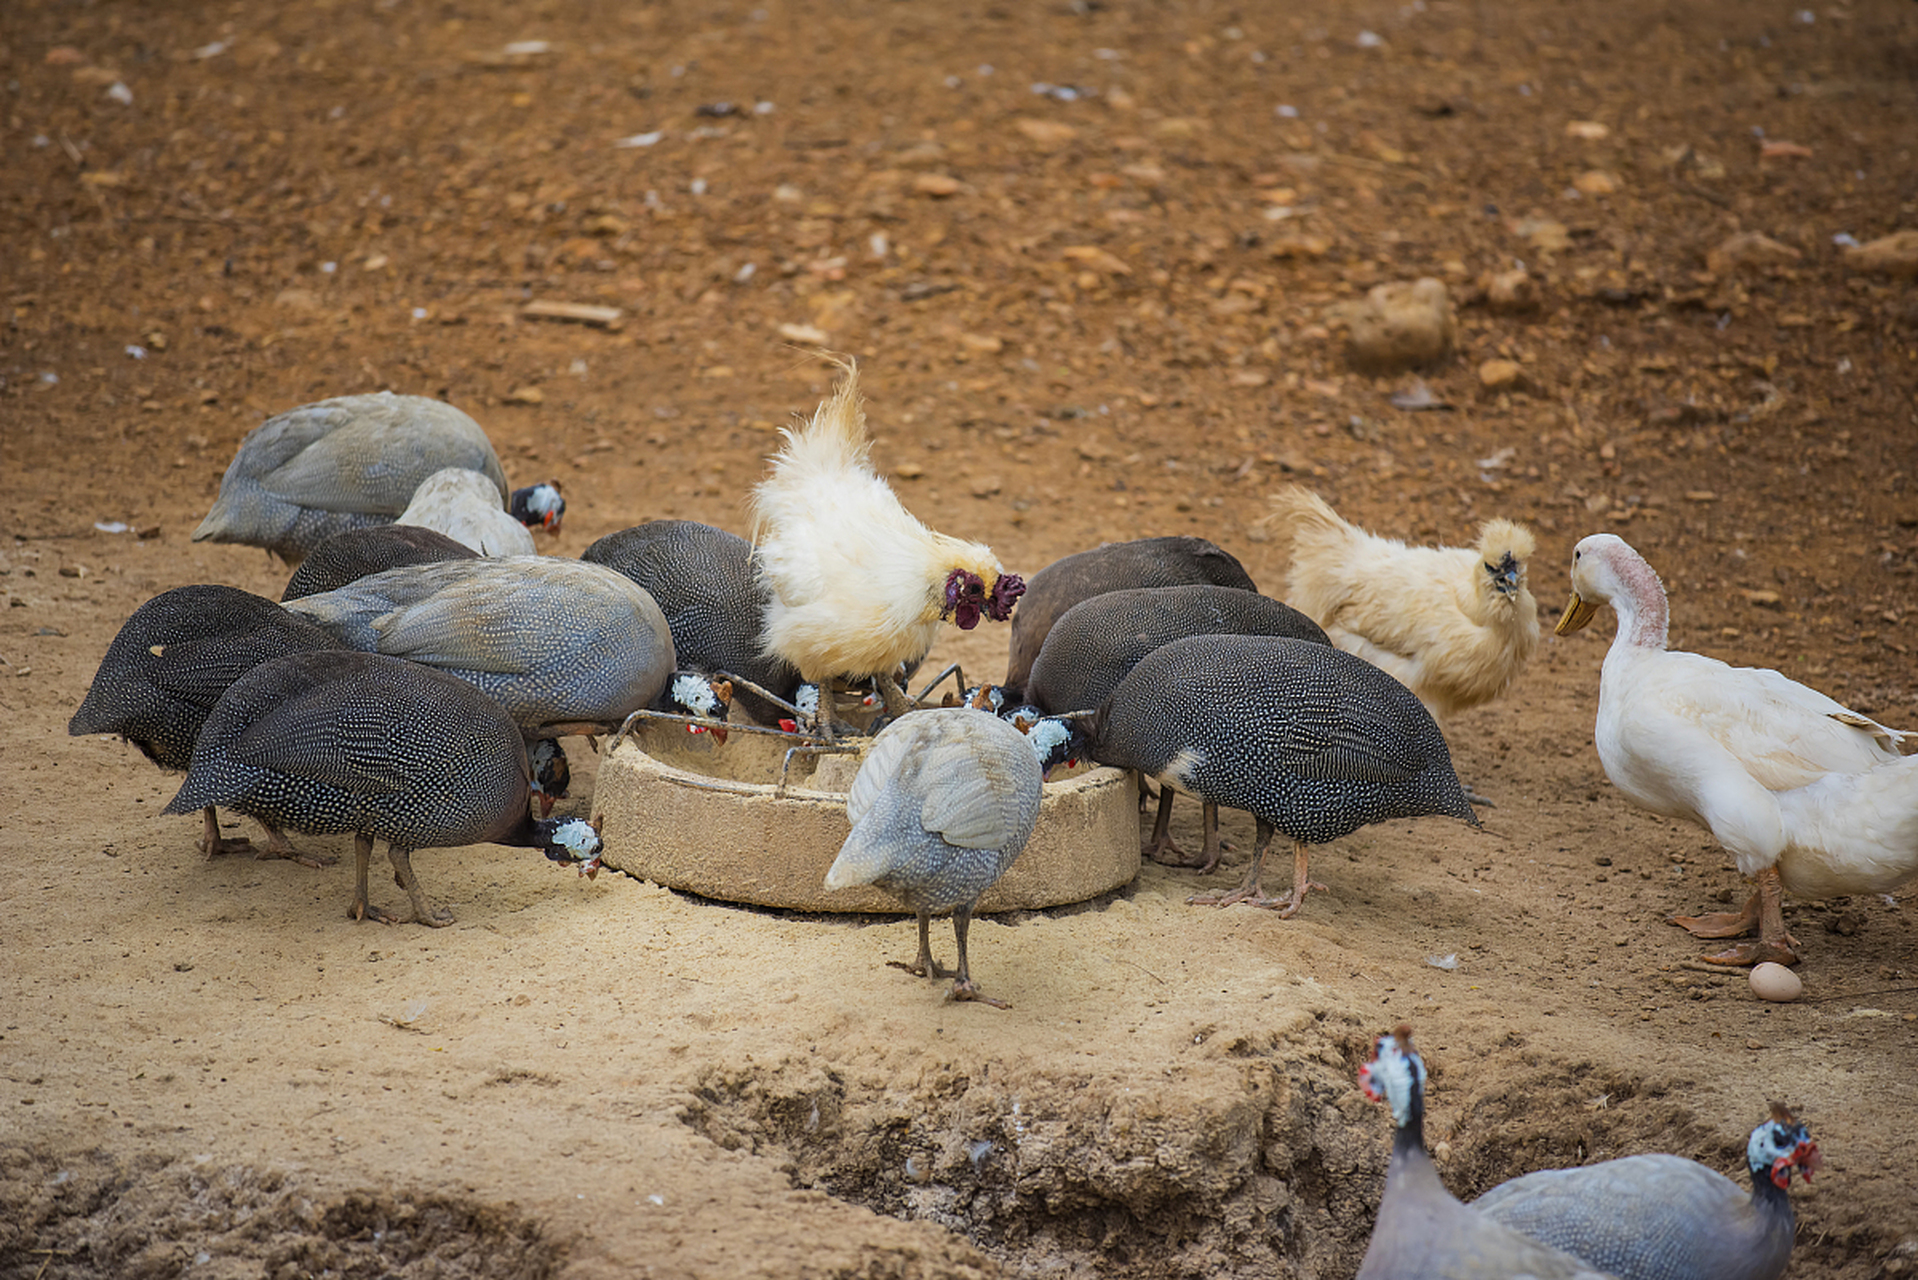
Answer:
[1556,533,1917,965]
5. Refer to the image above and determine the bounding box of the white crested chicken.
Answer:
[1264,485,1541,724]
[750,360,1024,721]
[1558,532,1917,966]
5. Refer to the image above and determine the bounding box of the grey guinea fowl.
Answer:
[1091,633,1478,917]
[1003,535,1256,697]
[164,650,603,925]
[394,466,535,557]
[1357,1027,1618,1280]
[191,392,507,564]
[1026,583,1329,872]
[824,707,1044,1008]
[281,525,478,602]
[284,556,728,737]
[581,520,803,725]
[68,584,347,866]
[1472,1103,1821,1280]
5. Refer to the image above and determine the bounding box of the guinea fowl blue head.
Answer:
[668,673,733,744]
[539,816,603,878]
[1020,714,1087,780]
[1749,1104,1821,1189]
[528,738,570,817]
[1360,1025,1426,1137]
[510,481,565,532]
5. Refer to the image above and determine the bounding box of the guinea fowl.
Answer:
[1003,535,1257,698]
[165,650,603,925]
[509,480,566,533]
[1356,1027,1616,1280]
[824,708,1045,1008]
[280,525,478,602]
[1263,485,1540,725]
[1026,584,1328,870]
[68,584,348,865]
[192,392,508,564]
[1557,533,1916,965]
[1473,1103,1821,1280]
[1091,634,1478,917]
[750,360,1024,722]
[582,519,804,725]
[284,556,729,738]
[394,466,536,557]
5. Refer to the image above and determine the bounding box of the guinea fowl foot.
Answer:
[887,957,958,980]
[258,825,337,870]
[350,897,404,926]
[1143,833,1205,868]
[198,808,259,858]
[946,979,1010,1010]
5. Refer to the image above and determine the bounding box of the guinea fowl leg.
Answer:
[1142,790,1196,866]
[349,833,405,925]
[255,821,337,869]
[1198,801,1233,874]
[198,806,258,857]
[386,844,454,927]
[947,908,1010,1009]
[1695,866,1802,966]
[1187,823,1327,918]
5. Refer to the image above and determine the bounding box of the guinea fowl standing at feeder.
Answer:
[1026,584,1328,870]
[191,392,508,564]
[393,466,537,557]
[284,556,730,740]
[165,650,603,925]
[824,708,1045,1008]
[750,360,1024,724]
[1473,1103,1821,1280]
[281,525,479,602]
[1356,1027,1616,1280]
[1091,634,1477,916]
[68,584,349,865]
[582,519,805,725]
[1557,532,1917,965]
[1003,535,1257,698]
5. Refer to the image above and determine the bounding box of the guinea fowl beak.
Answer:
[1554,592,1597,636]
[1788,1138,1823,1184]
[536,790,557,818]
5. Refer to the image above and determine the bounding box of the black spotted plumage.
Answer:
[582,520,803,723]
[1092,634,1478,916]
[282,525,478,601]
[1004,536,1256,696]
[68,584,347,862]
[165,650,600,925]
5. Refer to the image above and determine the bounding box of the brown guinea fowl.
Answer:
[165,650,603,925]
[1091,634,1477,917]
[68,584,347,866]
[1003,536,1256,698]
[1472,1102,1820,1280]
[1356,1027,1616,1280]
[1025,584,1327,870]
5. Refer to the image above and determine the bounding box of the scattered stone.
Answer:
[1706,232,1802,275]
[1478,358,1525,391]
[1514,216,1571,251]
[1268,234,1333,259]
[505,386,545,404]
[1389,379,1453,411]
[520,300,624,328]
[1342,278,1456,374]
[968,475,1002,498]
[1740,589,1782,607]
[1564,120,1610,140]
[912,173,962,197]
[1759,139,1813,160]
[1012,119,1077,149]
[1482,267,1539,314]
[1061,245,1131,276]
[1574,169,1620,195]
[1844,230,1918,277]
[776,322,829,344]
[273,287,321,310]
[958,332,1003,354]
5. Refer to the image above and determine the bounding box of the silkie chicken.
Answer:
[1264,485,1540,725]
[750,359,1024,721]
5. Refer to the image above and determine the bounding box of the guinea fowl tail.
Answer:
[824,823,894,891]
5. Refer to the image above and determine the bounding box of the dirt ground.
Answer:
[4,0,1918,1275]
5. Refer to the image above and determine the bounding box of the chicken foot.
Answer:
[886,910,1009,1009]
[1672,865,1801,966]
[1187,825,1326,919]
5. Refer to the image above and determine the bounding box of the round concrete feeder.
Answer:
[590,720,1141,912]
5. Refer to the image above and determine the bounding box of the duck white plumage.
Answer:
[395,466,537,557]
[750,360,1024,720]
[1556,532,1917,965]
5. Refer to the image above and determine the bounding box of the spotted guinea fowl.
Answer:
[1003,536,1257,698]
[68,584,348,866]
[582,520,804,725]
[1091,634,1478,916]
[165,650,603,925]
[192,392,508,564]
[394,466,536,557]
[284,556,727,738]
[1026,584,1328,870]
[1356,1027,1616,1280]
[1557,533,1916,965]
[1472,1103,1820,1280]
[281,525,479,601]
[510,480,566,533]
[824,707,1045,1008]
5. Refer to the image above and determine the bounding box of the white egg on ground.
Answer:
[1750,962,1804,1002]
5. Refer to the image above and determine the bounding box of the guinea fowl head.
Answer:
[1019,713,1087,780]
[529,738,570,817]
[1359,1025,1427,1133]
[538,815,604,878]
[668,674,734,745]
[510,481,566,532]
[1748,1103,1822,1190]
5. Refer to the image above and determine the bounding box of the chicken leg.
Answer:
[1187,822,1327,918]
[1671,865,1801,966]
[887,909,1010,1008]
